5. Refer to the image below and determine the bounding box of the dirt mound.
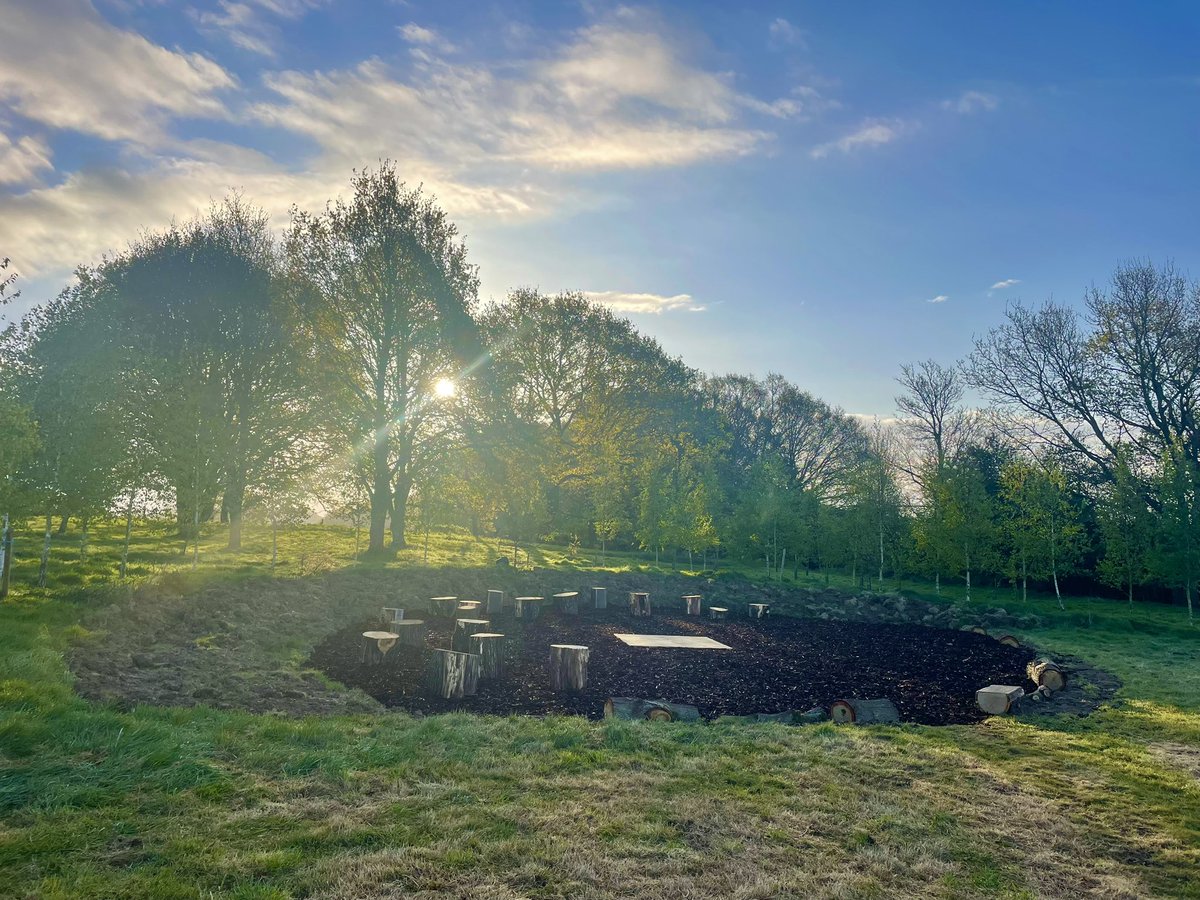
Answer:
[308,603,1038,725]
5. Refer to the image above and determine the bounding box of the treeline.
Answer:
[0,163,1196,617]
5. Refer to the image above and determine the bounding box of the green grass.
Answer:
[1,520,1198,897]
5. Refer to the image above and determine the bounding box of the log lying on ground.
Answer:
[514,596,544,620]
[426,648,481,699]
[604,697,701,722]
[486,590,504,615]
[360,630,399,665]
[453,618,491,652]
[970,625,988,635]
[829,698,900,725]
[709,606,728,621]
[1026,657,1066,692]
[683,594,702,616]
[471,633,505,680]
[628,592,652,617]
[392,619,427,649]
[592,587,607,609]
[380,607,404,625]
[430,596,458,618]
[976,684,1025,714]
[554,591,581,615]
[549,644,589,692]
[748,603,770,620]
[995,633,1021,647]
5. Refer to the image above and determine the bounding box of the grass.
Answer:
[1,520,1198,898]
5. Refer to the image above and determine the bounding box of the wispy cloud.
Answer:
[193,0,326,58]
[942,90,998,114]
[767,17,805,50]
[926,294,949,304]
[811,119,905,159]
[990,278,1020,290]
[582,290,704,314]
[0,132,52,186]
[398,23,457,53]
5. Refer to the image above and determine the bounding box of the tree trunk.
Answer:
[79,517,89,561]
[360,630,399,665]
[453,618,491,653]
[391,473,413,549]
[975,685,1024,715]
[628,592,651,617]
[37,512,52,588]
[120,489,135,580]
[1027,657,1066,692]
[514,596,544,620]
[430,596,458,618]
[591,587,607,609]
[549,644,589,692]
[709,606,728,620]
[56,515,69,536]
[392,619,426,649]
[271,522,278,573]
[683,595,702,616]
[425,649,481,699]
[472,633,505,679]
[604,698,701,722]
[486,590,504,615]
[829,698,900,725]
[368,423,390,553]
[748,602,770,619]
[554,592,580,615]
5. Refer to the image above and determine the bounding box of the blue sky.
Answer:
[1,1,1198,416]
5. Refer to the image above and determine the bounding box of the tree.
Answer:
[1096,446,1152,604]
[287,163,479,552]
[1150,444,1199,623]
[895,359,977,478]
[1000,456,1085,607]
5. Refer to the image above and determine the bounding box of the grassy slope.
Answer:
[0,522,1197,899]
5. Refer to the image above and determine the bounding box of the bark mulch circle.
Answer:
[307,602,1039,725]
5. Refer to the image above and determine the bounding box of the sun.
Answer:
[434,377,457,398]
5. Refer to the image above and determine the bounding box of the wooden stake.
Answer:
[603,697,701,722]
[592,586,607,609]
[486,590,504,615]
[683,594,702,616]
[829,698,900,724]
[426,649,482,699]
[549,644,589,692]
[471,633,506,680]
[453,618,492,652]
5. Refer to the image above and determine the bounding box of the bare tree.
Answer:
[895,359,976,481]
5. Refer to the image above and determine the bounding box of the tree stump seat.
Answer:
[748,603,770,619]
[709,606,728,621]
[430,596,458,618]
[514,596,544,620]
[361,630,400,665]
[683,594,702,615]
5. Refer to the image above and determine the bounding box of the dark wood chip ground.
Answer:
[307,603,1038,724]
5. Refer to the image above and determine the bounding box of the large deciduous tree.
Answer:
[286,164,479,552]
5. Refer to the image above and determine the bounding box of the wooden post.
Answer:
[603,698,701,722]
[748,603,770,620]
[486,590,504,615]
[629,592,651,617]
[829,698,900,724]
[360,630,399,665]
[549,644,589,692]
[392,619,426,649]
[1026,658,1066,692]
[592,587,607,609]
[456,600,483,617]
[709,606,728,621]
[514,596,544,621]
[430,596,457,618]
[683,594,702,616]
[471,633,506,680]
[554,591,580,614]
[976,685,1025,715]
[453,618,492,652]
[426,649,482,699]
[380,607,404,625]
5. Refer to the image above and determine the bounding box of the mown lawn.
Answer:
[0,522,1197,898]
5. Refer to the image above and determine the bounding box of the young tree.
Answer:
[1096,447,1152,604]
[1000,456,1086,607]
[1150,445,1199,622]
[287,163,479,552]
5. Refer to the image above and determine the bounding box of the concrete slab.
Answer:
[613,634,732,650]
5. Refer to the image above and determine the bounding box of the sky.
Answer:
[1,1,1198,417]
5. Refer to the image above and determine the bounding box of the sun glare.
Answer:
[435,377,457,398]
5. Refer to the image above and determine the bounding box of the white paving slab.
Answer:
[613,634,732,650]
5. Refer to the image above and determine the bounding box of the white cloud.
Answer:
[0,132,52,186]
[582,290,704,314]
[398,23,456,53]
[768,17,805,49]
[942,90,998,114]
[990,278,1020,289]
[926,294,949,304]
[193,0,326,58]
[0,0,234,143]
[810,119,904,159]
